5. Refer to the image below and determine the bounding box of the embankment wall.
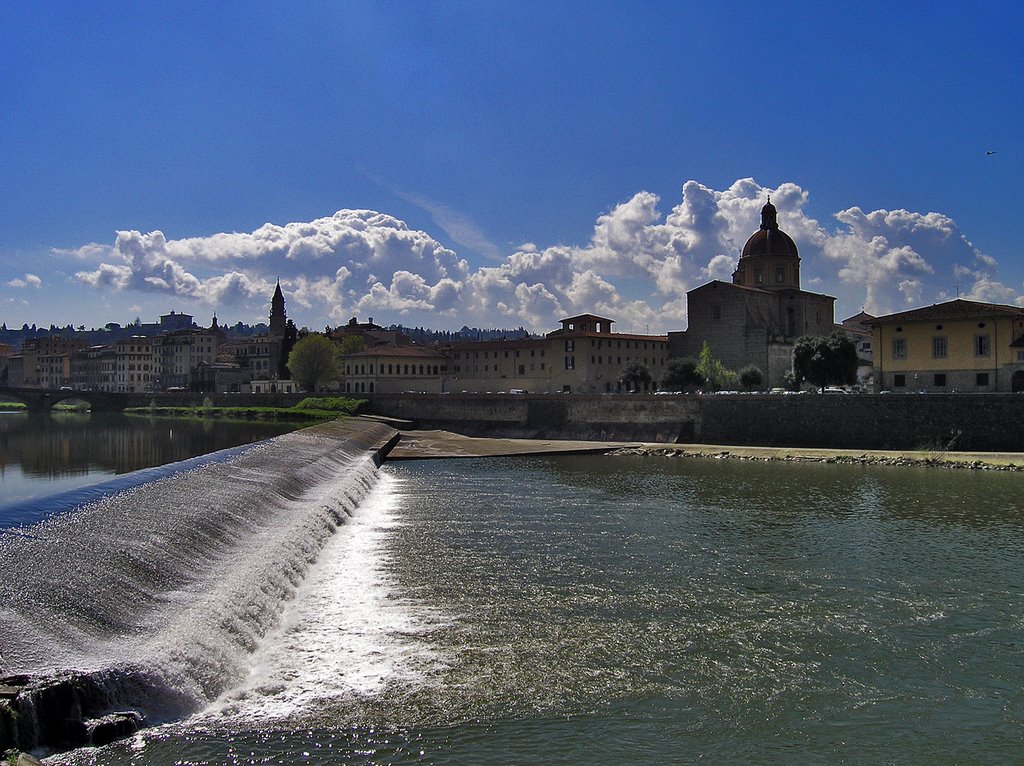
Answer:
[366,393,1024,451]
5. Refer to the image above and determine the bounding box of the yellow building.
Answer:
[871,299,1024,392]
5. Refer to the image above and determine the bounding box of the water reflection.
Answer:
[0,412,304,504]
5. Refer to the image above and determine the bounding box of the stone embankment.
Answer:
[366,391,1024,452]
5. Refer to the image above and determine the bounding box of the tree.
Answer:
[618,360,653,392]
[696,342,738,391]
[287,334,339,392]
[661,357,704,392]
[278,319,299,379]
[334,333,367,359]
[791,333,858,391]
[739,364,764,391]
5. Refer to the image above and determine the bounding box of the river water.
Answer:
[0,412,302,510]
[5,438,1017,765]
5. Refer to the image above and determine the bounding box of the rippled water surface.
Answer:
[44,454,1024,764]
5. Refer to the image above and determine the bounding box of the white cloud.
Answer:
[822,205,1013,314]
[7,274,42,289]
[61,179,1012,331]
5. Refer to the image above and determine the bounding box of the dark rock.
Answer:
[86,711,144,747]
[0,700,17,753]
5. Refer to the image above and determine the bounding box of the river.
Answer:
[2,421,1023,763]
[0,411,303,512]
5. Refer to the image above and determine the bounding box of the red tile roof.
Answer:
[346,345,447,359]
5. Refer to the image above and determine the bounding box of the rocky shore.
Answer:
[387,429,1024,471]
[609,445,1024,471]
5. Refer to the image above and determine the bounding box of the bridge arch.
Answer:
[0,387,132,413]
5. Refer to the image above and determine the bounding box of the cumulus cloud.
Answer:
[62,179,1011,331]
[7,274,42,289]
[821,205,1012,314]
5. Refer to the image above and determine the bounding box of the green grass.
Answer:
[122,403,362,421]
[52,401,90,412]
[293,396,367,414]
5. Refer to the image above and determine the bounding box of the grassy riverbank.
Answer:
[0,401,86,412]
[123,396,367,422]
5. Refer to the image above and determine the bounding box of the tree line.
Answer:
[622,333,859,393]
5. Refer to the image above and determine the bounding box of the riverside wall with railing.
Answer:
[365,392,1024,452]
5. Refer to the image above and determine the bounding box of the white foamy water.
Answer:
[204,471,446,724]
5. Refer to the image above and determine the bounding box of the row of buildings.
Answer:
[4,204,1024,395]
[343,313,670,394]
[2,282,293,393]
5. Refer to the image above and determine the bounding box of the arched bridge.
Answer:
[0,387,308,413]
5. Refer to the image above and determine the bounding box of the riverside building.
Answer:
[668,199,836,387]
[871,298,1024,392]
[447,314,668,393]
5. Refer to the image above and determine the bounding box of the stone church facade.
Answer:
[668,200,836,387]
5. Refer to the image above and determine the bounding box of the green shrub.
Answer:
[294,396,366,414]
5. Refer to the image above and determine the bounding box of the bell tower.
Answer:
[269,279,286,335]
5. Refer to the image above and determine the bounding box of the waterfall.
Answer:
[0,419,396,752]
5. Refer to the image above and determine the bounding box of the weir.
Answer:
[0,418,398,756]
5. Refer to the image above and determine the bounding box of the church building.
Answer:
[668,199,836,387]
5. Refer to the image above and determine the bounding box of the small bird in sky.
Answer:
[986,150,996,155]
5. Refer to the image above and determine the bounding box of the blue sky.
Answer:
[2,1,1021,333]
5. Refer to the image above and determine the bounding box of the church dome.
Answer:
[740,200,799,258]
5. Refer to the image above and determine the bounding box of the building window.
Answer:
[565,356,575,370]
[934,373,947,387]
[712,304,722,322]
[565,340,574,352]
[892,338,907,360]
[976,372,990,387]
[932,336,947,359]
[754,269,764,284]
[894,374,906,388]
[518,365,525,375]
[775,267,785,283]
[975,335,991,357]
